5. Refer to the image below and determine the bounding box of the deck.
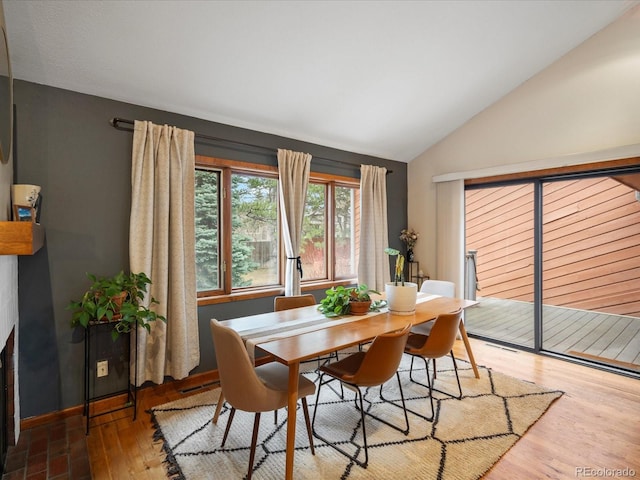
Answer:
[465,296,640,372]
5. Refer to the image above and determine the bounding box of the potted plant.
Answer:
[400,228,419,263]
[68,271,166,340]
[318,284,384,317]
[348,284,382,315]
[384,248,418,315]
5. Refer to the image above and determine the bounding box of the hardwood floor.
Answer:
[77,338,640,478]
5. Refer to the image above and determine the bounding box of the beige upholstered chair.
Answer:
[404,309,463,421]
[273,293,316,311]
[413,280,458,337]
[311,324,411,468]
[420,279,456,297]
[214,294,318,426]
[210,319,316,479]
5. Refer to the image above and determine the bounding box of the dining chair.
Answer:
[209,319,316,479]
[412,280,457,337]
[311,323,411,468]
[403,309,463,421]
[213,294,318,426]
[273,293,316,311]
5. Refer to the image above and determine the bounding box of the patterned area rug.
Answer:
[149,353,562,479]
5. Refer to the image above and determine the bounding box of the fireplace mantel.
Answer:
[0,222,44,255]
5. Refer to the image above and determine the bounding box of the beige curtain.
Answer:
[277,148,312,296]
[436,179,465,297]
[130,120,199,385]
[358,164,389,291]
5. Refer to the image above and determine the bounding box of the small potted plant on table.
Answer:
[318,284,384,317]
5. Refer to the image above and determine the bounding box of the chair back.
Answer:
[421,309,462,358]
[210,319,278,412]
[420,280,455,297]
[351,324,411,387]
[274,294,316,311]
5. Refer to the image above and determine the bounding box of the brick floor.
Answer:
[2,416,90,480]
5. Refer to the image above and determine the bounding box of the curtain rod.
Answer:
[110,117,392,174]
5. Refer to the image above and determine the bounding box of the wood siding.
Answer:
[466,177,640,318]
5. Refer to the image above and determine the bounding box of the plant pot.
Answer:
[349,300,371,315]
[385,282,418,315]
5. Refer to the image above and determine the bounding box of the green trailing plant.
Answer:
[385,247,406,286]
[318,284,384,317]
[68,271,166,341]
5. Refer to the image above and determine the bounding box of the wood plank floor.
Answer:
[465,296,640,370]
[80,337,640,479]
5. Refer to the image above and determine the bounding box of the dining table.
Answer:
[220,292,478,480]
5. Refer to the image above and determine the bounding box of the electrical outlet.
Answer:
[96,360,108,378]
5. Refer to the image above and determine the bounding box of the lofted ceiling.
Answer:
[3,0,638,162]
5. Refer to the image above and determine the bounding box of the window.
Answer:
[195,169,220,292]
[231,173,279,288]
[300,182,326,280]
[195,156,360,299]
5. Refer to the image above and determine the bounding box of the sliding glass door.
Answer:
[465,168,640,374]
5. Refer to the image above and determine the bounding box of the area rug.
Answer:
[149,354,562,479]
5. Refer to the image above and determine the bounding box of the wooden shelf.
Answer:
[0,221,45,255]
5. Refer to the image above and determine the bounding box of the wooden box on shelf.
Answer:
[0,221,44,255]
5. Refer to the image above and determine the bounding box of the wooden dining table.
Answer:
[220,293,478,480]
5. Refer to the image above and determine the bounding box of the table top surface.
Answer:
[221,294,476,365]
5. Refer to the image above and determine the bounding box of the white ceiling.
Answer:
[3,0,638,162]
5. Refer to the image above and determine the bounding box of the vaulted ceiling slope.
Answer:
[4,0,638,162]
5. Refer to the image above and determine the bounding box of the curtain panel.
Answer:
[358,164,390,291]
[435,179,464,297]
[130,120,199,385]
[277,148,312,296]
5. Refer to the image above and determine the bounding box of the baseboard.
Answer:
[20,369,221,431]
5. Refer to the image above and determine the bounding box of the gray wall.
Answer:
[14,80,407,418]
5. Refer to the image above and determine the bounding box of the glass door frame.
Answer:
[465,163,640,377]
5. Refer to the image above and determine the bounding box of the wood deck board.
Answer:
[466,296,640,369]
[603,320,640,363]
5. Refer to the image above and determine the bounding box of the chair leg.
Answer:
[247,412,261,480]
[409,355,418,382]
[311,373,326,429]
[221,407,236,447]
[449,351,463,399]
[428,352,463,400]
[404,355,435,421]
[425,358,435,420]
[355,386,369,468]
[301,397,315,455]
[213,391,225,424]
[408,353,462,400]
[375,373,410,434]
[312,375,369,468]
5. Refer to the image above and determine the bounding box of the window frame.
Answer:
[195,155,359,305]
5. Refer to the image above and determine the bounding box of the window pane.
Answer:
[231,174,278,288]
[300,183,326,280]
[335,186,359,278]
[195,169,220,291]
